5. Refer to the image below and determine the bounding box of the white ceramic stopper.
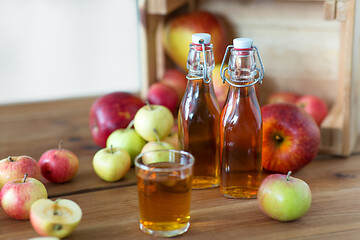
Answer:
[192,33,211,44]
[233,38,253,49]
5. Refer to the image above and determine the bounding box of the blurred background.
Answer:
[0,0,139,105]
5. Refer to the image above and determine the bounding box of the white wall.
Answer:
[0,0,140,105]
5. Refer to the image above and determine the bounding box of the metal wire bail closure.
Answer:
[186,39,212,84]
[220,44,265,88]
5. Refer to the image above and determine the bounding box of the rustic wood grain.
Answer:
[1,151,360,240]
[0,97,137,198]
[1,97,360,239]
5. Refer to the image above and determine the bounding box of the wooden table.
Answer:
[1,97,360,240]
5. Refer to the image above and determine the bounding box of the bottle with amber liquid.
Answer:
[178,33,221,189]
[219,38,265,198]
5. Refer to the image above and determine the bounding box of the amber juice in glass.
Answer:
[135,150,194,237]
[220,43,263,199]
[178,34,220,189]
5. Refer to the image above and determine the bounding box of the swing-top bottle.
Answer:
[219,38,265,198]
[178,33,220,189]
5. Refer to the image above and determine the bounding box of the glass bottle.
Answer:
[219,38,265,198]
[178,33,221,189]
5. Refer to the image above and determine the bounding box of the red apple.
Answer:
[0,155,41,189]
[39,141,79,183]
[89,92,145,147]
[147,82,179,114]
[261,103,320,173]
[267,92,300,105]
[160,68,187,102]
[296,95,328,126]
[162,11,229,71]
[0,174,48,220]
[258,171,312,221]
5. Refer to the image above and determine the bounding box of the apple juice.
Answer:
[178,33,220,189]
[219,38,264,198]
[220,85,262,198]
[137,162,192,232]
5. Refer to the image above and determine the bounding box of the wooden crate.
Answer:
[137,0,360,156]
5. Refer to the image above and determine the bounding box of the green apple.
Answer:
[141,141,175,165]
[134,104,174,141]
[30,199,82,239]
[92,146,131,182]
[257,171,312,221]
[106,128,146,165]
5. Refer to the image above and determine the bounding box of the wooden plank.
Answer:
[0,97,137,198]
[338,0,356,156]
[148,0,189,15]
[137,0,163,98]
[137,0,151,99]
[336,0,348,21]
[1,152,360,239]
[319,102,344,154]
[354,0,360,140]
[155,16,166,81]
[324,0,336,20]
[200,0,341,104]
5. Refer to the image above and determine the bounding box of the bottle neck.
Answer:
[187,43,215,80]
[227,48,256,86]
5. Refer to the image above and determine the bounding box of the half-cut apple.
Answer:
[30,199,82,238]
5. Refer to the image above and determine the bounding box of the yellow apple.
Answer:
[93,146,131,182]
[162,11,229,71]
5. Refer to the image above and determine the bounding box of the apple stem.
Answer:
[145,100,153,110]
[23,173,28,183]
[7,156,15,162]
[153,129,160,142]
[287,171,292,181]
[110,145,114,154]
[126,120,134,130]
[58,140,64,150]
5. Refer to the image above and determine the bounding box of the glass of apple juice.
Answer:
[135,149,194,237]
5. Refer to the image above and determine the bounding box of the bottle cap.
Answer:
[233,38,253,49]
[192,33,211,44]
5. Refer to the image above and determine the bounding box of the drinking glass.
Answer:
[135,149,194,237]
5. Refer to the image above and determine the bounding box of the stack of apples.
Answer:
[261,91,329,174]
[90,93,178,182]
[258,91,327,222]
[0,145,82,238]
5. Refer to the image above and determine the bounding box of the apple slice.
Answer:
[30,199,82,239]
